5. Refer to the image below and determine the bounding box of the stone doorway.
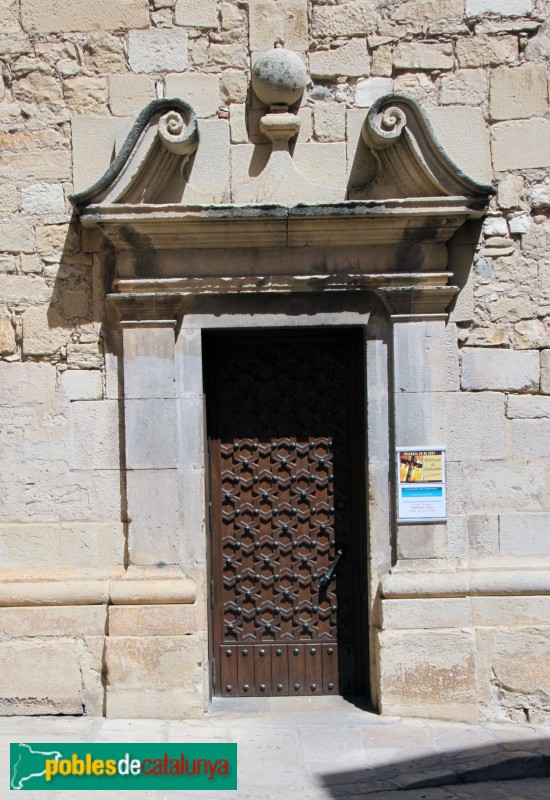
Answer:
[204,329,368,698]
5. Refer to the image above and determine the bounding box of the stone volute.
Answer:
[252,46,306,143]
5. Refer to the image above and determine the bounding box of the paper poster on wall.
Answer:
[396,447,446,523]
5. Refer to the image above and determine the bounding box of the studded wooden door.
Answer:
[206,330,366,698]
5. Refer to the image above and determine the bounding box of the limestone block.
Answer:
[290,142,347,192]
[109,74,155,116]
[229,104,248,143]
[106,688,204,719]
[509,214,532,235]
[439,69,487,106]
[12,72,64,104]
[60,370,103,401]
[0,219,34,253]
[174,0,218,28]
[541,349,550,394]
[393,319,447,392]
[490,65,548,121]
[310,39,369,79]
[472,596,550,627]
[249,0,308,52]
[466,0,532,14]
[394,42,453,71]
[0,275,50,304]
[0,183,18,214]
[72,116,131,193]
[0,0,19,32]
[447,459,542,515]
[122,326,175,399]
[20,255,40,274]
[312,2,377,37]
[128,29,188,73]
[0,311,15,355]
[355,77,393,107]
[391,0,464,23]
[109,604,200,636]
[379,630,477,722]
[499,513,550,554]
[313,102,345,143]
[184,119,230,202]
[0,522,124,568]
[446,391,505,460]
[221,2,244,29]
[510,418,550,458]
[175,326,202,400]
[456,34,517,68]
[497,174,523,210]
[125,398,177,469]
[427,106,492,186]
[0,606,106,637]
[445,323,460,390]
[461,348,539,392]
[507,395,550,419]
[165,72,220,118]
[0,149,71,181]
[487,629,550,699]
[67,343,103,370]
[513,319,548,350]
[106,635,203,690]
[64,76,108,114]
[220,69,248,105]
[22,306,70,356]
[394,392,445,443]
[21,0,148,32]
[211,42,247,70]
[84,32,126,73]
[0,362,55,406]
[381,598,471,630]
[492,119,550,171]
[126,469,180,564]
[69,399,120,470]
[396,524,447,559]
[21,182,65,216]
[0,254,16,273]
[0,640,83,714]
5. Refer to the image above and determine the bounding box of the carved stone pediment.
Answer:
[71,93,494,317]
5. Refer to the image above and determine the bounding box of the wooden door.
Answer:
[205,330,366,698]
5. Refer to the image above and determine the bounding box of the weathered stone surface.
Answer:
[0,274,50,304]
[69,400,120,470]
[249,0,308,52]
[220,69,248,105]
[126,469,180,565]
[461,349,539,392]
[183,119,230,202]
[0,149,71,181]
[128,29,188,73]
[293,142,347,191]
[312,102,345,143]
[64,75,108,114]
[105,635,203,690]
[397,524,447,559]
[456,34,517,68]
[499,513,550,554]
[485,629,550,714]
[447,459,543,515]
[175,0,218,27]
[0,219,34,253]
[0,606,106,637]
[229,104,247,143]
[466,0,532,15]
[125,399,177,469]
[109,604,200,636]
[490,65,548,121]
[541,349,550,394]
[391,0,464,23]
[498,174,523,209]
[312,2,377,37]
[472,596,550,627]
[310,40,369,79]
[492,119,550,171]
[22,306,70,355]
[0,183,18,214]
[211,42,248,70]
[21,0,149,33]
[379,630,477,722]
[106,688,203,719]
[0,0,20,33]
[440,69,487,105]
[0,522,124,568]
[0,362,55,406]
[0,640,83,714]
[381,598,471,631]
[446,391,505,460]
[394,42,454,70]
[60,370,103,401]
[0,310,15,355]
[84,32,126,73]
[67,343,103,369]
[355,77,393,107]
[109,73,155,116]
[72,116,131,193]
[21,182,65,216]
[510,418,550,457]
[165,72,219,117]
[122,326,175,400]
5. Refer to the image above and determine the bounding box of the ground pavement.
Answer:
[1,697,549,799]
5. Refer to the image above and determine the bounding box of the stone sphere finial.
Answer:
[252,48,307,108]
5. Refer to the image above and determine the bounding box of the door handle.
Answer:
[318,548,343,589]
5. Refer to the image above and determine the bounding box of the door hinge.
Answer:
[210,578,215,609]
[212,657,216,688]
[208,501,213,533]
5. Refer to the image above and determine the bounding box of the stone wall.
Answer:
[0,0,549,721]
